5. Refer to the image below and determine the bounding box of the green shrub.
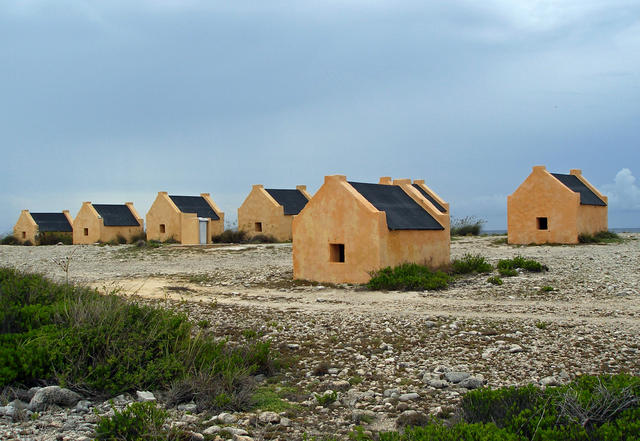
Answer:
[498,268,518,277]
[36,232,72,245]
[367,263,450,291]
[377,423,522,441]
[487,276,503,285]
[315,390,338,407]
[115,234,128,245]
[0,235,20,245]
[450,216,486,236]
[212,229,248,243]
[249,234,278,243]
[579,231,622,244]
[0,268,277,404]
[540,286,554,292]
[497,256,546,273]
[95,401,168,440]
[451,254,492,274]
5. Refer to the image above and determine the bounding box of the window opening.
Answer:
[537,217,548,230]
[160,224,166,234]
[84,228,89,236]
[255,222,263,232]
[329,243,345,263]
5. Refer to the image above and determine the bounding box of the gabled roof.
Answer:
[412,184,447,213]
[169,195,220,220]
[551,174,607,206]
[30,213,72,232]
[348,182,444,231]
[93,204,141,227]
[265,189,309,215]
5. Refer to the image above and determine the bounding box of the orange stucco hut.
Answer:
[292,175,450,284]
[13,210,73,245]
[238,185,311,242]
[73,202,144,244]
[507,166,608,244]
[146,192,224,245]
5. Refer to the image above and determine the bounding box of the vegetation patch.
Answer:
[0,268,276,411]
[451,254,493,274]
[450,216,486,236]
[0,235,21,246]
[213,229,279,244]
[367,263,450,291]
[36,232,73,245]
[487,276,503,285]
[578,231,622,244]
[497,256,547,273]
[349,375,640,441]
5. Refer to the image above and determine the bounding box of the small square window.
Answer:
[160,224,166,234]
[84,228,89,236]
[329,243,345,263]
[255,222,263,232]
[537,217,548,230]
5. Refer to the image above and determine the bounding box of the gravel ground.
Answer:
[0,235,639,440]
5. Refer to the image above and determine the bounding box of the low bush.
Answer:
[367,263,450,291]
[0,268,277,408]
[212,230,279,244]
[129,232,147,243]
[212,229,248,243]
[578,231,622,244]
[487,276,503,285]
[36,232,72,245]
[450,216,486,236]
[353,375,640,441]
[249,233,278,243]
[115,234,128,245]
[95,401,169,440]
[451,254,493,274]
[497,256,547,273]
[0,235,20,245]
[315,390,338,407]
[498,268,518,277]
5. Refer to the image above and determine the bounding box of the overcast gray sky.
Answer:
[2,0,639,233]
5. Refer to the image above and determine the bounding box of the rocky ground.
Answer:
[0,235,639,440]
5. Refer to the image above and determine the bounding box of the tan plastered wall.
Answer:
[293,176,385,283]
[577,205,608,236]
[147,192,223,244]
[73,202,144,244]
[73,203,103,244]
[13,210,38,244]
[238,185,296,242]
[508,166,586,244]
[146,192,182,242]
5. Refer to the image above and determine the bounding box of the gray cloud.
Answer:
[602,168,640,210]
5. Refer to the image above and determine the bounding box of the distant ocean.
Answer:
[483,228,640,235]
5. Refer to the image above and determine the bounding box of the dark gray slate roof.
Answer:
[551,174,607,206]
[169,195,220,220]
[31,213,72,232]
[93,204,141,227]
[349,182,444,231]
[412,184,447,213]
[265,189,309,215]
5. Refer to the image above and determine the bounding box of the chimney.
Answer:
[379,177,392,185]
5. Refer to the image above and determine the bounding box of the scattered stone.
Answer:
[136,391,156,402]
[28,386,81,412]
[458,377,484,390]
[540,376,560,387]
[509,344,524,353]
[258,411,280,424]
[428,379,449,389]
[398,393,419,402]
[444,372,470,384]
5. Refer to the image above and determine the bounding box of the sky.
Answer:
[1,0,639,233]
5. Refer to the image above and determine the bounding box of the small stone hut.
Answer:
[146,192,224,244]
[13,210,73,245]
[238,185,311,242]
[507,166,608,244]
[292,175,450,284]
[73,202,144,244]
